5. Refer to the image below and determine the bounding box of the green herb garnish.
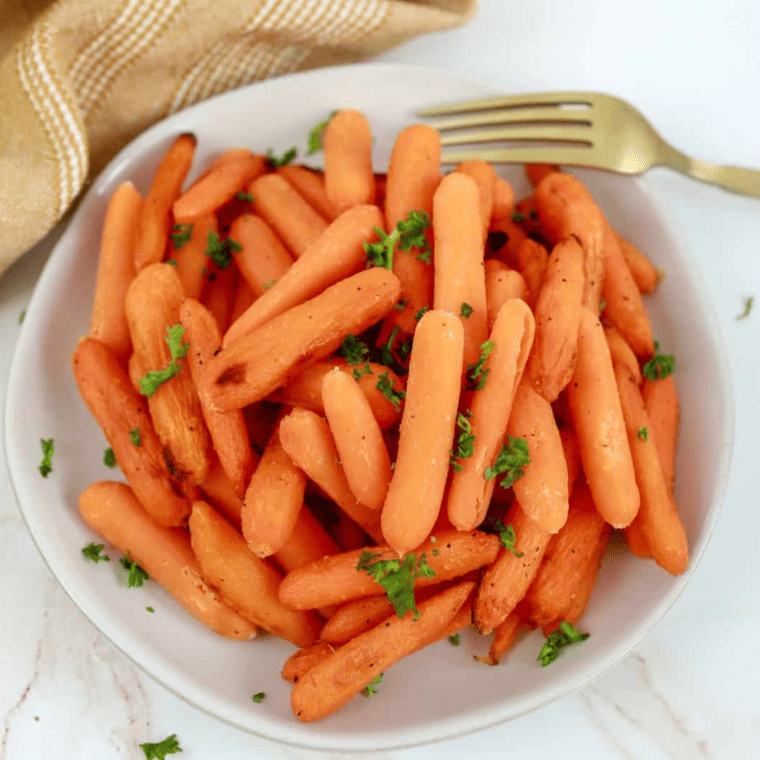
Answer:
[642,350,675,381]
[362,673,383,697]
[236,191,254,202]
[448,633,461,646]
[637,426,648,441]
[737,296,754,321]
[364,210,431,270]
[39,438,54,478]
[130,427,141,447]
[267,147,297,168]
[460,302,473,318]
[450,410,475,472]
[120,552,149,588]
[205,230,241,269]
[465,340,496,391]
[139,734,182,760]
[170,224,193,250]
[357,551,435,619]
[138,324,189,398]
[414,306,429,322]
[306,111,337,154]
[251,692,265,703]
[81,542,110,563]
[103,447,117,467]
[537,622,589,667]
[484,436,530,489]
[376,371,405,412]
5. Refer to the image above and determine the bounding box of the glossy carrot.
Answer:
[491,176,515,225]
[323,109,376,215]
[201,263,236,341]
[486,610,526,665]
[229,277,256,324]
[134,133,196,271]
[89,182,141,363]
[382,311,464,554]
[199,454,250,528]
[485,268,528,328]
[488,218,526,268]
[276,165,338,221]
[559,426,581,498]
[173,215,217,300]
[616,232,659,294]
[566,308,639,528]
[282,642,337,684]
[270,506,341,574]
[79,482,253,639]
[456,160,496,241]
[515,237,549,310]
[525,163,561,188]
[642,375,679,492]
[604,324,642,385]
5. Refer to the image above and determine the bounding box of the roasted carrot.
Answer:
[456,160,496,241]
[515,237,549,310]
[614,364,688,575]
[230,277,256,324]
[616,232,659,294]
[624,520,652,559]
[229,213,294,298]
[447,299,535,531]
[274,359,402,430]
[642,375,679,492]
[604,324,642,384]
[433,173,488,369]
[202,262,236,336]
[173,215,217,300]
[491,176,515,225]
[224,205,383,346]
[526,236,584,402]
[73,338,190,526]
[282,642,337,684]
[508,377,569,534]
[206,148,254,173]
[79,482,253,639]
[322,368,392,511]
[89,182,141,364]
[486,610,526,665]
[291,582,473,722]
[526,163,560,188]
[134,133,196,271]
[250,173,329,258]
[241,418,307,557]
[179,299,254,497]
[189,500,321,646]
[200,454,248,528]
[382,311,464,554]
[566,308,639,528]
[484,259,509,276]
[201,267,401,412]
[323,109,376,216]
[534,172,606,312]
[276,165,338,221]
[601,225,655,358]
[559,426,581,497]
[172,153,267,222]
[279,529,499,610]
[378,124,440,338]
[278,407,383,543]
[485,268,528,328]
[126,263,211,484]
[525,481,611,633]
[271,506,341,574]
[472,502,552,634]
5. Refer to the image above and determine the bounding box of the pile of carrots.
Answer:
[74,109,687,723]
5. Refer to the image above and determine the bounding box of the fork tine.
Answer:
[417,92,598,117]
[439,145,609,169]
[439,124,592,147]
[429,106,592,132]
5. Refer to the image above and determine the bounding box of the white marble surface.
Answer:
[1,1,758,757]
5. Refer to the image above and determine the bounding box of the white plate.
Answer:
[4,63,734,751]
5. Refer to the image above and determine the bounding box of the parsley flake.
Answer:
[460,302,473,318]
[103,447,117,468]
[393,298,409,312]
[376,371,405,412]
[357,551,435,618]
[236,191,254,202]
[39,438,54,478]
[537,621,589,667]
[484,436,531,489]
[130,427,141,447]
[378,326,407,375]
[511,211,526,223]
[18,308,26,324]
[465,340,496,391]
[450,410,475,472]
[267,147,297,168]
[205,231,241,269]
[165,258,178,267]
[642,349,675,381]
[362,673,383,697]
[120,552,149,588]
[306,111,337,154]
[737,296,754,321]
[637,426,648,441]
[364,210,431,270]
[139,324,189,398]
[251,692,265,703]
[414,305,429,322]
[341,334,370,366]
[263,279,275,290]
[352,362,373,381]
[139,734,182,760]
[146,606,155,613]
[170,224,193,250]
[483,516,524,557]
[448,633,461,646]
[81,542,110,563]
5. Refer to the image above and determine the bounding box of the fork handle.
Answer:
[661,150,760,198]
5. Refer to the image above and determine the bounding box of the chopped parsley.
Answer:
[267,147,297,168]
[414,305,429,322]
[120,552,149,588]
[81,542,110,563]
[460,302,473,318]
[341,334,370,366]
[598,299,607,312]
[352,362,373,381]
[448,633,461,646]
[146,606,155,613]
[465,340,496,391]
[537,622,589,667]
[235,191,254,202]
[642,349,675,381]
[130,427,141,447]
[165,258,177,267]
[511,211,526,223]
[483,517,524,557]
[170,223,193,250]
[205,230,242,269]
[364,210,431,270]
[450,410,475,472]
[139,734,182,760]
[306,111,337,154]
[378,326,408,375]
[357,550,435,619]
[362,673,383,697]
[138,324,189,398]
[376,371,405,412]
[484,436,530,489]
[393,298,409,312]
[637,426,648,441]
[18,308,26,324]
[263,279,275,290]
[737,296,754,320]
[39,438,54,478]
[103,447,117,468]
[251,692,265,703]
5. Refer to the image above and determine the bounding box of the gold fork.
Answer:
[418,92,760,197]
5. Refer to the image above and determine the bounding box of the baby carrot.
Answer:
[229,213,294,297]
[230,277,256,324]
[382,310,464,554]
[80,482,253,639]
[279,408,383,543]
[323,109,376,216]
[566,308,640,528]
[201,262,236,336]
[515,237,549,310]
[604,324,642,385]
[224,204,383,346]
[322,368,392,511]
[525,236,584,402]
[276,165,338,221]
[72,338,190,526]
[179,298,254,497]
[89,182,141,364]
[200,454,250,528]
[456,160,496,242]
[250,173,329,258]
[642,375,679,492]
[172,153,267,222]
[173,215,217,300]
[201,268,401,412]
[491,176,515,225]
[134,133,196,271]
[447,299,535,532]
[614,364,688,575]
[559,426,581,498]
[271,506,341,574]
[488,218,526,268]
[282,642,337,684]
[525,163,561,188]
[616,232,659,294]
[485,268,528,328]
[189,500,322,646]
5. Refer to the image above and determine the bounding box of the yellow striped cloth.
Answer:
[0,0,476,274]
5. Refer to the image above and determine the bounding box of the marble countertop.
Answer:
[2,1,758,758]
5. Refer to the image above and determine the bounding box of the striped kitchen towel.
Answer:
[0,0,476,274]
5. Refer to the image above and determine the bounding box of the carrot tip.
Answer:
[180,132,198,144]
